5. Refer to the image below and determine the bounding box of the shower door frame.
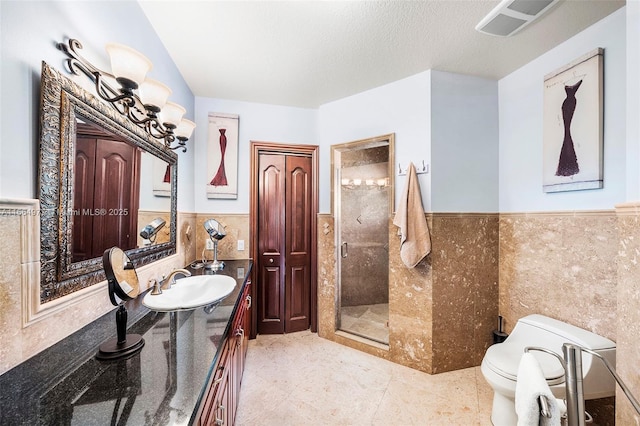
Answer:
[331,134,395,344]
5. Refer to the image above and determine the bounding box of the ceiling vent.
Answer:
[475,0,560,37]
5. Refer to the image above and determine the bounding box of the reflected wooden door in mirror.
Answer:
[73,121,141,262]
[38,62,177,303]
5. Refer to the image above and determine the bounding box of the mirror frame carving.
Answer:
[38,62,177,304]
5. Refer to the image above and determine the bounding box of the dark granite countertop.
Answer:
[0,259,252,426]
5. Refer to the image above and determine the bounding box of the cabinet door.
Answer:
[242,282,252,362]
[200,342,230,426]
[198,282,253,426]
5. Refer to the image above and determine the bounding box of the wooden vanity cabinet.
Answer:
[197,281,252,426]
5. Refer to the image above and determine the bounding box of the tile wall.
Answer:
[615,202,640,425]
[319,212,499,374]
[499,210,618,425]
[498,211,618,339]
[0,199,195,375]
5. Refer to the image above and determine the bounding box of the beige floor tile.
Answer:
[236,331,494,425]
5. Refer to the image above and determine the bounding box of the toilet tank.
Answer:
[509,314,616,399]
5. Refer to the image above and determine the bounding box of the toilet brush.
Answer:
[493,315,508,344]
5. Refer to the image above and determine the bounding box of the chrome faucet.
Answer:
[160,268,192,290]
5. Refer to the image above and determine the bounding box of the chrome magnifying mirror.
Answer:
[203,219,226,271]
[97,247,145,360]
[139,217,166,245]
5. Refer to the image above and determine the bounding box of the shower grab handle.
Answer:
[341,242,348,258]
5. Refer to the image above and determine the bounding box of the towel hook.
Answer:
[398,160,429,176]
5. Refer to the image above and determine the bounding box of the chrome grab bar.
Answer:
[525,344,640,426]
[524,346,567,419]
[565,344,640,418]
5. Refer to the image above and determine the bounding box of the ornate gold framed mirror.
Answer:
[38,62,177,304]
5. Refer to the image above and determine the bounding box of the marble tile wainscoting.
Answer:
[499,210,618,424]
[193,213,250,264]
[615,202,640,425]
[318,213,500,375]
[0,199,196,375]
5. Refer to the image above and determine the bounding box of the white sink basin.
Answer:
[142,275,236,312]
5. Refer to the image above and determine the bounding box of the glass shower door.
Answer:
[333,136,394,345]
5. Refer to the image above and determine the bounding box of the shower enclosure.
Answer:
[332,134,394,345]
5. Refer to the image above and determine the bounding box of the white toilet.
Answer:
[481,314,616,426]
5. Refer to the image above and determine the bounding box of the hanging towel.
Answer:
[515,353,561,426]
[392,162,431,268]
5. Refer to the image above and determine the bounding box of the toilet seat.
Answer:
[484,342,565,386]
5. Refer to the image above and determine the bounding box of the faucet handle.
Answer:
[149,279,162,295]
[160,274,171,290]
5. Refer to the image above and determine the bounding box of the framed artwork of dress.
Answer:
[152,156,171,197]
[542,48,603,193]
[207,112,239,199]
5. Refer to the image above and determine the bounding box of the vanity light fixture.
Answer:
[341,177,389,190]
[58,38,195,152]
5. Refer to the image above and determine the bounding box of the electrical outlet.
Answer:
[237,267,245,279]
[205,239,214,250]
[237,239,245,251]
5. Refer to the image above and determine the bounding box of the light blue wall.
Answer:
[193,97,318,214]
[318,69,499,214]
[0,0,195,211]
[431,70,499,213]
[498,7,627,212]
[318,71,432,213]
[627,1,640,201]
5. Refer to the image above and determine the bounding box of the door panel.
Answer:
[261,266,281,322]
[257,154,285,334]
[93,139,138,253]
[284,156,312,333]
[73,137,96,261]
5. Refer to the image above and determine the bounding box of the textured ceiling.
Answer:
[138,0,624,108]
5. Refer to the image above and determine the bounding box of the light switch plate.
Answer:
[237,267,245,279]
[237,240,245,251]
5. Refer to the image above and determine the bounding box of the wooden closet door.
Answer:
[257,154,286,334]
[284,155,311,333]
[257,153,312,334]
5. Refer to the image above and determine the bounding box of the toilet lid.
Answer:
[485,343,565,384]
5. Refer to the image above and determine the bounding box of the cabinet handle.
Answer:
[268,258,274,263]
[213,365,224,385]
[215,404,225,425]
[246,295,252,309]
[341,242,348,258]
[235,327,244,347]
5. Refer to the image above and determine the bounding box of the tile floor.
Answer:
[236,331,495,425]
[340,303,389,344]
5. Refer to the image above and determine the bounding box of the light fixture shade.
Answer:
[139,78,171,110]
[105,43,153,87]
[175,118,196,139]
[160,101,186,128]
